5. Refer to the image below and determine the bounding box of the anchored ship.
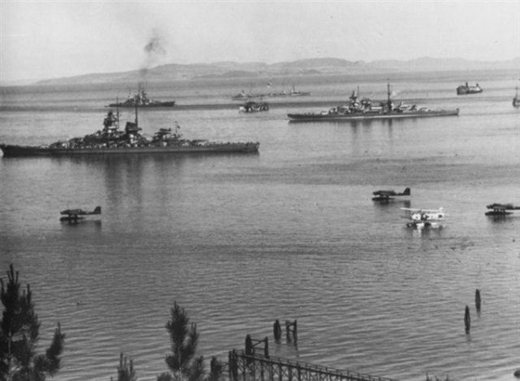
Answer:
[456,82,483,95]
[0,109,259,158]
[239,101,269,113]
[513,87,520,108]
[287,83,459,122]
[107,88,175,108]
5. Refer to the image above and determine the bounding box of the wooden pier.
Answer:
[228,350,398,381]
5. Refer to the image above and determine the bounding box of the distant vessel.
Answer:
[287,83,459,122]
[513,87,520,108]
[0,109,259,157]
[456,82,483,95]
[232,85,310,100]
[108,88,175,108]
[269,85,311,97]
[239,101,269,113]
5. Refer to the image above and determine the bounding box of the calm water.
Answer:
[1,70,520,381]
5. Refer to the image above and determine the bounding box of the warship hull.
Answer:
[107,101,175,108]
[288,109,459,122]
[0,143,259,158]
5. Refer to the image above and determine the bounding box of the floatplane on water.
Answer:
[372,188,410,201]
[485,203,520,216]
[60,206,101,222]
[401,207,446,229]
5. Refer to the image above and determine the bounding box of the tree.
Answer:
[0,264,65,381]
[111,353,137,381]
[158,302,204,381]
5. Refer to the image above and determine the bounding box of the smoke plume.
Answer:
[139,29,167,88]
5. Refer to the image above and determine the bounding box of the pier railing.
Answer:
[227,350,398,381]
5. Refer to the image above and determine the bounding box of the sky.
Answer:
[1,0,520,81]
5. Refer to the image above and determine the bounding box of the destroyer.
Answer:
[0,110,259,157]
[107,88,175,108]
[287,83,459,122]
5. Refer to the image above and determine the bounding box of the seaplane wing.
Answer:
[60,206,101,216]
[486,203,520,211]
[60,206,101,221]
[373,188,410,197]
[401,207,444,213]
[372,188,410,201]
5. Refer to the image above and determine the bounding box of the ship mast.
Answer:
[387,81,392,111]
[115,97,120,129]
[134,99,138,128]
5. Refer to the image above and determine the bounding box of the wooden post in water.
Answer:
[228,350,238,381]
[274,320,282,342]
[464,305,471,333]
[245,335,253,356]
[475,289,481,311]
[285,320,297,343]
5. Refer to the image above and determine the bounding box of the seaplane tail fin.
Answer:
[93,206,101,214]
[403,188,411,196]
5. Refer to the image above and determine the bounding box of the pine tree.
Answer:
[0,264,65,381]
[159,302,204,381]
[111,353,137,381]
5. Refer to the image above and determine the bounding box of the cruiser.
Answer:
[0,110,259,157]
[288,83,459,122]
[107,88,175,108]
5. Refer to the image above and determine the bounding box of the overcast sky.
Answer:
[1,1,519,81]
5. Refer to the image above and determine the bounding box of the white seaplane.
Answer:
[401,207,446,229]
[372,187,410,201]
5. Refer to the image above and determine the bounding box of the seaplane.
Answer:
[60,206,101,222]
[401,207,446,229]
[485,203,520,216]
[372,188,411,201]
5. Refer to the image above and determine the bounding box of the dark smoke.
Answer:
[139,29,167,89]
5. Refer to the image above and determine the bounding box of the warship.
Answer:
[287,84,459,122]
[0,110,259,157]
[456,82,483,95]
[513,87,520,108]
[107,88,175,108]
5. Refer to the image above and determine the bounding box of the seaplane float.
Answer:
[372,188,410,201]
[485,203,520,216]
[401,207,446,229]
[60,206,101,222]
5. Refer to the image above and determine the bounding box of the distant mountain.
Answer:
[28,57,520,86]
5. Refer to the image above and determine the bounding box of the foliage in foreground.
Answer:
[112,302,223,381]
[0,264,65,381]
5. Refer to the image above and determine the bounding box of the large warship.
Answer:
[287,84,459,122]
[0,110,259,157]
[107,88,175,108]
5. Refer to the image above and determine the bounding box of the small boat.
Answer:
[456,82,483,95]
[513,87,520,108]
[239,101,269,113]
[288,83,459,122]
[108,88,175,108]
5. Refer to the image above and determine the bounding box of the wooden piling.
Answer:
[245,335,253,356]
[274,320,282,341]
[285,319,297,343]
[464,305,471,332]
[475,289,481,311]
